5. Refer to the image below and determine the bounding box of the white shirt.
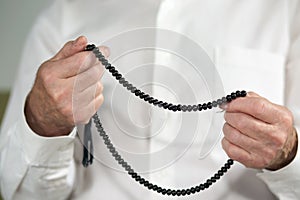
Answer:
[1,0,300,199]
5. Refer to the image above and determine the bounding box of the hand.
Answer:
[25,36,109,137]
[222,92,298,170]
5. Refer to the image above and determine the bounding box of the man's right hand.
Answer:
[25,36,109,137]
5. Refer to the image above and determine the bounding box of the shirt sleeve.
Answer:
[0,1,77,199]
[256,2,300,199]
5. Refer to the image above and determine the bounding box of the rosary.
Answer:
[82,44,247,196]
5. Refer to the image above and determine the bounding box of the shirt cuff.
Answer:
[18,105,76,165]
[256,127,300,199]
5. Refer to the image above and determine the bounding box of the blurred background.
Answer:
[0,0,52,199]
[0,0,51,124]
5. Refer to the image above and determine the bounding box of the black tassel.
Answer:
[82,119,94,167]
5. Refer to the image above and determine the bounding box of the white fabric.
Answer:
[0,0,299,199]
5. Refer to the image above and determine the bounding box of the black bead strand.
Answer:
[86,45,247,112]
[92,113,235,196]
[84,44,247,196]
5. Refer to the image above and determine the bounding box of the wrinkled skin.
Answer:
[25,36,109,137]
[222,92,298,170]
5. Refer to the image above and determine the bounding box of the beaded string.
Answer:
[83,44,247,196]
[86,44,246,112]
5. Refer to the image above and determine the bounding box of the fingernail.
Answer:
[219,103,228,110]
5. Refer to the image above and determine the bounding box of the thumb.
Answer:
[247,91,260,98]
[51,36,88,61]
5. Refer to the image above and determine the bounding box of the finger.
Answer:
[74,93,104,124]
[223,122,265,155]
[55,45,109,78]
[73,81,103,108]
[224,96,282,124]
[54,51,99,78]
[224,111,274,140]
[221,138,253,167]
[98,46,110,58]
[246,91,260,98]
[73,64,105,92]
[92,92,104,112]
[52,36,88,61]
[83,93,104,124]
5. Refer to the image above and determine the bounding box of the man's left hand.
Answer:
[222,92,298,170]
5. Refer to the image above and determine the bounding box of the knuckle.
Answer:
[227,147,235,159]
[225,129,239,143]
[249,120,262,133]
[225,113,248,131]
[59,103,73,118]
[281,109,293,127]
[52,89,73,114]
[253,99,267,116]
[242,155,256,168]
[96,94,104,107]
[52,87,68,103]
[74,112,88,125]
[263,147,277,163]
[51,90,61,102]
[261,155,272,167]
[97,81,104,93]
[100,93,104,102]
[235,115,247,130]
[269,132,287,148]
[37,63,53,84]
[222,138,242,162]
[221,137,227,149]
[222,124,228,135]
[88,94,104,115]
[266,127,288,149]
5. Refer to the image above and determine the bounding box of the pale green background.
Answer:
[0,0,52,199]
[0,0,52,91]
